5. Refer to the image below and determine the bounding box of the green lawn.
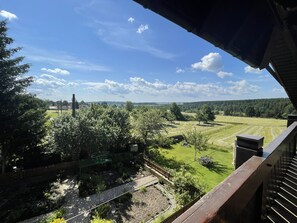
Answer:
[46,110,60,119]
[149,143,234,191]
[154,115,287,191]
[46,109,73,119]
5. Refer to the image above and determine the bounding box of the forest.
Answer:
[179,98,296,119]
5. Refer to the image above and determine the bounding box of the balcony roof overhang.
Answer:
[133,0,297,110]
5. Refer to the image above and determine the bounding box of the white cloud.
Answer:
[176,67,185,73]
[35,74,67,87]
[192,52,223,73]
[273,88,285,93]
[0,10,18,20]
[92,20,175,59]
[244,66,262,74]
[227,80,259,95]
[216,71,233,79]
[33,74,78,88]
[128,17,135,23]
[24,47,110,72]
[84,80,130,95]
[136,24,149,34]
[41,68,70,75]
[29,73,261,101]
[29,74,78,98]
[83,77,259,98]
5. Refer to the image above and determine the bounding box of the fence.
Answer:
[0,161,78,185]
[144,157,172,180]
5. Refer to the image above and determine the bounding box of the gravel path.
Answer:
[20,175,158,223]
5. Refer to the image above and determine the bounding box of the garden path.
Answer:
[20,175,158,223]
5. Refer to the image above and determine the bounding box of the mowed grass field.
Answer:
[153,115,287,191]
[165,115,287,148]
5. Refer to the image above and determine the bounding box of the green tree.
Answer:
[172,167,204,206]
[166,111,176,123]
[170,102,185,121]
[245,106,256,117]
[132,109,166,146]
[0,20,47,173]
[195,110,205,125]
[185,128,208,161]
[200,104,215,123]
[48,105,131,160]
[62,100,68,107]
[125,101,134,112]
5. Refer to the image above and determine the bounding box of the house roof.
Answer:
[133,0,297,110]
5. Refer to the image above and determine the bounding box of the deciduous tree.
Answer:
[170,102,185,121]
[185,128,208,161]
[132,108,166,146]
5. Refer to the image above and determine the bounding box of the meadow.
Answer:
[154,115,287,191]
[166,115,287,147]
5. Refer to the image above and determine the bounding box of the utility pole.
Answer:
[72,94,76,117]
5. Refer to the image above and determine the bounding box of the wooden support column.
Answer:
[235,134,264,169]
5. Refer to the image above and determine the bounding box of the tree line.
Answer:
[180,98,296,119]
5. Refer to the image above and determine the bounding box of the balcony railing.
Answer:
[170,121,297,223]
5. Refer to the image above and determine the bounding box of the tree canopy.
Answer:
[185,128,208,161]
[181,98,296,119]
[47,105,131,160]
[0,20,47,173]
[170,103,185,121]
[195,104,215,124]
[131,108,166,145]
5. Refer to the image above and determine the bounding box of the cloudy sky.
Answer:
[1,0,287,102]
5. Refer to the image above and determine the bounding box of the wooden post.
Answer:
[235,134,264,169]
[72,94,76,118]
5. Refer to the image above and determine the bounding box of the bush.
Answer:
[92,204,111,219]
[172,167,205,206]
[153,135,173,148]
[140,187,147,193]
[78,173,106,197]
[39,208,66,223]
[91,218,113,223]
[199,156,214,168]
[50,218,66,223]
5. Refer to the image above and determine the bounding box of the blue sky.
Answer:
[1,0,287,102]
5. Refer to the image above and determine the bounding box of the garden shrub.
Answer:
[198,156,214,168]
[78,173,106,197]
[91,204,111,219]
[50,218,66,223]
[3,181,66,223]
[90,218,113,223]
[140,187,147,193]
[172,167,205,206]
[153,135,173,148]
[39,208,66,223]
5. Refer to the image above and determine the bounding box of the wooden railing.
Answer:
[171,122,297,223]
[144,157,172,180]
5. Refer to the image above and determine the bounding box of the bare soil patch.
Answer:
[99,185,170,223]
